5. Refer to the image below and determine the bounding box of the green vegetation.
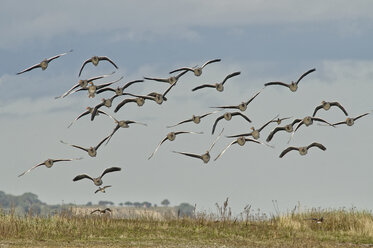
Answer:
[0,205,373,247]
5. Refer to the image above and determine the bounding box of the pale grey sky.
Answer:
[0,0,372,215]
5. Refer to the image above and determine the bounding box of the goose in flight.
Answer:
[214,136,273,161]
[264,68,316,92]
[212,112,252,135]
[226,115,279,140]
[95,185,112,194]
[293,116,335,133]
[105,117,147,145]
[90,96,119,121]
[78,56,118,77]
[210,88,262,112]
[17,49,72,75]
[266,119,302,142]
[114,96,149,112]
[96,79,144,96]
[172,129,223,164]
[90,208,112,214]
[169,59,221,76]
[60,136,109,157]
[148,131,203,160]
[55,72,115,99]
[192,71,241,92]
[18,157,82,177]
[144,70,187,84]
[279,142,326,158]
[312,101,348,117]
[166,111,220,128]
[73,167,121,186]
[332,112,370,127]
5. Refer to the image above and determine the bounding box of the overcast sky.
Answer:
[1,0,372,215]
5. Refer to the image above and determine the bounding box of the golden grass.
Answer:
[0,206,373,247]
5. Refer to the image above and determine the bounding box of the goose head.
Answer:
[201,152,210,163]
[103,98,112,107]
[322,101,330,110]
[216,83,224,92]
[169,76,177,84]
[238,102,247,111]
[87,147,97,157]
[237,136,246,146]
[289,82,298,92]
[118,121,129,128]
[303,116,313,126]
[251,127,260,140]
[299,147,308,155]
[93,177,103,186]
[136,97,145,106]
[192,115,201,124]
[285,124,293,132]
[346,117,354,126]
[91,56,99,66]
[115,87,123,96]
[40,59,48,70]
[223,112,232,120]
[193,67,202,76]
[167,132,176,141]
[44,159,54,168]
[79,79,88,88]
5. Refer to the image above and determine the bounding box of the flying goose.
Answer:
[78,56,118,77]
[293,116,335,133]
[68,107,111,128]
[105,117,147,145]
[332,112,370,127]
[264,68,316,92]
[60,136,109,157]
[166,111,220,128]
[169,59,221,76]
[192,71,241,92]
[114,96,149,112]
[95,185,112,194]
[279,142,326,158]
[266,119,302,142]
[90,96,119,121]
[95,79,144,96]
[148,131,203,160]
[210,89,262,112]
[73,167,121,186]
[144,70,188,84]
[17,49,72,75]
[90,208,112,214]
[212,112,252,135]
[172,129,223,164]
[18,157,82,177]
[312,101,348,117]
[214,136,273,161]
[226,115,279,140]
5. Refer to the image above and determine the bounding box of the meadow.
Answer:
[1,202,373,247]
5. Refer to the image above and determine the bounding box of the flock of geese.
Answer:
[15,50,371,212]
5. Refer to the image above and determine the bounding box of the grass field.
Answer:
[1,204,373,248]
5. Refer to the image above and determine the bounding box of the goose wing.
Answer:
[55,84,81,99]
[90,209,100,214]
[214,140,238,161]
[105,126,120,145]
[98,56,119,69]
[208,128,224,152]
[87,71,116,82]
[148,137,169,160]
[96,87,116,94]
[279,147,299,158]
[100,167,121,178]
[312,104,323,117]
[221,71,241,85]
[73,174,94,182]
[121,79,144,90]
[353,112,370,121]
[67,109,90,128]
[78,58,93,77]
[17,63,41,75]
[169,67,193,74]
[264,82,289,88]
[172,151,202,160]
[95,136,110,150]
[231,112,252,123]
[258,116,278,132]
[144,76,169,83]
[166,118,193,128]
[245,89,262,105]
[114,98,137,112]
[18,162,45,177]
[47,49,72,63]
[312,117,335,127]
[211,115,225,135]
[266,126,286,142]
[296,68,316,84]
[60,140,88,153]
[330,102,348,116]
[192,84,216,91]
[201,58,221,68]
[91,102,105,121]
[307,142,326,151]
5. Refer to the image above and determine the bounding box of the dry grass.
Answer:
[0,203,373,248]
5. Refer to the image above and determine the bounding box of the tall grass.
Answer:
[0,202,372,247]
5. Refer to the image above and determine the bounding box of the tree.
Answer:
[124,201,133,206]
[161,199,170,207]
